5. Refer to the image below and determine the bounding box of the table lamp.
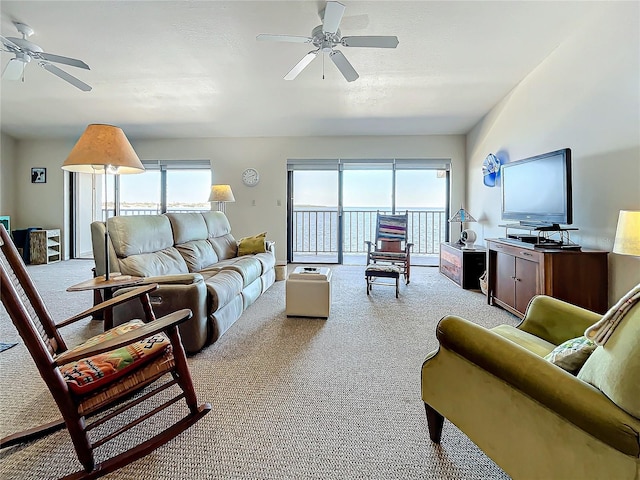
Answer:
[613,210,640,256]
[449,207,477,246]
[62,124,144,280]
[208,184,235,213]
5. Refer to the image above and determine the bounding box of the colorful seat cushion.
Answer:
[59,319,172,395]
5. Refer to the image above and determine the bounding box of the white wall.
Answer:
[11,134,465,262]
[466,2,640,302]
[0,132,17,218]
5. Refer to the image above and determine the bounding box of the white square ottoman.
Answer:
[286,266,332,318]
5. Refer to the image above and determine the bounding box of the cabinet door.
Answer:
[515,257,538,314]
[494,252,515,306]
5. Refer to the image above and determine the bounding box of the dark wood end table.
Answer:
[67,275,144,330]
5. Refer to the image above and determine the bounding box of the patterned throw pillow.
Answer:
[544,336,597,374]
[59,320,172,394]
[238,232,267,256]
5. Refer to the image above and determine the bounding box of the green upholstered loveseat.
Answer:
[91,212,275,354]
[421,293,640,480]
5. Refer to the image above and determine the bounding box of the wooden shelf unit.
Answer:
[30,229,61,265]
[486,238,608,318]
[439,242,486,290]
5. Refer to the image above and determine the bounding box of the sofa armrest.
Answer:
[265,241,276,256]
[434,315,640,457]
[112,277,208,354]
[519,295,602,345]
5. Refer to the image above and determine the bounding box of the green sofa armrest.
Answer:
[434,315,640,457]
[519,295,602,345]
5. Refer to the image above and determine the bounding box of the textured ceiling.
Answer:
[0,1,605,140]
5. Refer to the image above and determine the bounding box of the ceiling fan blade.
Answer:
[40,62,92,91]
[329,50,358,82]
[284,51,318,80]
[38,52,90,70]
[322,1,346,34]
[1,35,22,51]
[3,58,25,80]
[341,36,399,49]
[256,34,312,44]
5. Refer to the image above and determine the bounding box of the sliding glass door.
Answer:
[287,159,450,266]
[289,167,340,263]
[71,160,211,258]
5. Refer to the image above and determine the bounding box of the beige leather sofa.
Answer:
[91,211,275,353]
[421,294,640,480]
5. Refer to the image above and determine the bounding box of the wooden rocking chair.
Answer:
[0,225,211,479]
[365,211,414,284]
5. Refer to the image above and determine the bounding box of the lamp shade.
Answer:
[208,185,236,203]
[613,210,640,256]
[449,207,477,223]
[62,124,144,174]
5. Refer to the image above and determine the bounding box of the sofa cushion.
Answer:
[166,212,208,244]
[118,247,189,277]
[201,211,232,238]
[577,303,640,418]
[254,251,276,273]
[176,240,219,272]
[109,215,174,257]
[221,257,263,288]
[238,232,267,256]
[210,235,238,260]
[205,270,244,312]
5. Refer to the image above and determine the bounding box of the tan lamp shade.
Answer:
[208,185,236,203]
[613,210,640,256]
[61,124,144,174]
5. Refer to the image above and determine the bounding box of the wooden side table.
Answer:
[67,275,144,330]
[439,242,486,290]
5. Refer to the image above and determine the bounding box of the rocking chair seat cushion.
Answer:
[370,251,407,262]
[59,320,172,395]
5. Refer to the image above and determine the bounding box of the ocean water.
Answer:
[293,207,446,255]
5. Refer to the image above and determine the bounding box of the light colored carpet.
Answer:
[0,260,517,479]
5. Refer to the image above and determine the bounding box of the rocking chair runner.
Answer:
[0,224,211,479]
[365,211,414,284]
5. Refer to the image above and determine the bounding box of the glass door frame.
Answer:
[287,158,451,265]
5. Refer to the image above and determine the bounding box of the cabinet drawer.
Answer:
[488,241,542,262]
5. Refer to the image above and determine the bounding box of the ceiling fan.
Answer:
[257,1,398,82]
[1,21,91,91]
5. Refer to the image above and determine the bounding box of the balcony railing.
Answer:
[102,207,447,257]
[293,209,446,256]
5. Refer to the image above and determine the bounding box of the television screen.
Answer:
[501,148,572,227]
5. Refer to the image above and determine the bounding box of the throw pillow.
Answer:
[238,232,267,256]
[544,336,597,374]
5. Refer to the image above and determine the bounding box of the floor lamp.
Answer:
[209,185,235,214]
[613,210,640,257]
[62,124,145,281]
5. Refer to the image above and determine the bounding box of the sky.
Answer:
[294,169,446,208]
[114,167,447,209]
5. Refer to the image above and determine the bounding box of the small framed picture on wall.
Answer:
[31,168,47,184]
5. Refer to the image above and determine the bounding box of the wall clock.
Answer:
[242,168,260,187]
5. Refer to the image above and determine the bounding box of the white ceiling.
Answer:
[0,1,604,140]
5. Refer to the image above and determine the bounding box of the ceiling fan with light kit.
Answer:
[257,1,399,82]
[1,21,91,91]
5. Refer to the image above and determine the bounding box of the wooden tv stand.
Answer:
[486,238,608,318]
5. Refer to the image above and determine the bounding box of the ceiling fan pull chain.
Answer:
[322,53,325,80]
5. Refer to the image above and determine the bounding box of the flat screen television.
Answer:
[501,148,572,228]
